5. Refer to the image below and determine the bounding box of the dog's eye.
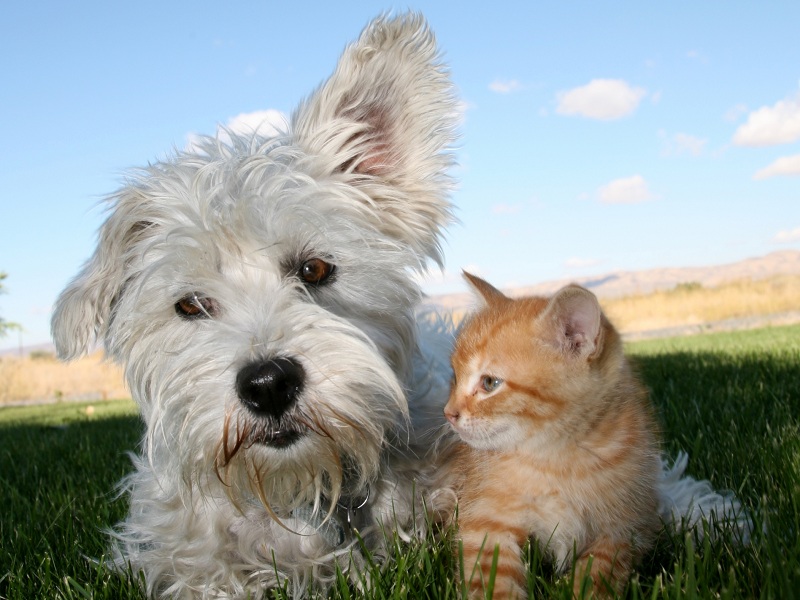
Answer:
[299,258,336,286]
[175,293,219,319]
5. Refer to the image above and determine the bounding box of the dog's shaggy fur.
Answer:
[52,13,748,599]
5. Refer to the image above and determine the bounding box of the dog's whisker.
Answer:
[218,411,249,467]
[320,404,375,446]
[296,415,332,441]
[248,461,303,537]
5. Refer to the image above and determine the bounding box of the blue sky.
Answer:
[1,1,799,351]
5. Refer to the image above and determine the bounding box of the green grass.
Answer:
[0,401,143,599]
[1,324,799,598]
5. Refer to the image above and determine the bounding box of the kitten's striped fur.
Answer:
[444,273,661,598]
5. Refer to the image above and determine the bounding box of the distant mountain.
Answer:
[424,250,800,311]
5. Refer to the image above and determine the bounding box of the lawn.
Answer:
[1,324,798,598]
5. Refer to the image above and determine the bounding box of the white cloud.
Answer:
[489,79,522,94]
[773,227,800,244]
[491,203,522,215]
[661,132,707,157]
[556,79,646,120]
[224,109,289,137]
[564,257,601,270]
[753,154,800,180]
[452,100,473,126]
[598,175,653,205]
[674,133,707,156]
[186,109,289,151]
[686,49,709,64]
[724,103,749,122]
[733,91,800,146]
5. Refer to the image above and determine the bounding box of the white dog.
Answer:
[52,12,747,599]
[53,13,457,598]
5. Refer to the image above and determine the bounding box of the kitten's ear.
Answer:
[463,271,508,306]
[541,285,602,359]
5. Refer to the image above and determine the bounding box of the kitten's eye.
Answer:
[480,375,503,393]
[300,258,336,286]
[175,293,219,319]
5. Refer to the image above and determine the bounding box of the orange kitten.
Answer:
[444,273,662,598]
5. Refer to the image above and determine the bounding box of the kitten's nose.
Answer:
[236,357,305,418]
[444,406,459,426]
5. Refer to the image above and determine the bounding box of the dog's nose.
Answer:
[236,357,305,418]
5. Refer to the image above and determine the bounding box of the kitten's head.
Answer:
[444,272,623,450]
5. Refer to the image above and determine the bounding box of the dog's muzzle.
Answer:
[236,357,306,447]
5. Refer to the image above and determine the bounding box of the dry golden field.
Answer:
[0,351,127,405]
[1,275,798,405]
[447,275,800,336]
[602,274,800,334]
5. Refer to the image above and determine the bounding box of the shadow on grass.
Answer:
[0,410,146,599]
[633,350,799,485]
[629,349,800,599]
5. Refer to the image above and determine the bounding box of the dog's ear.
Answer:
[292,12,458,266]
[51,187,158,360]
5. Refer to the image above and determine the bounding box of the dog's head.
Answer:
[51,13,456,509]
